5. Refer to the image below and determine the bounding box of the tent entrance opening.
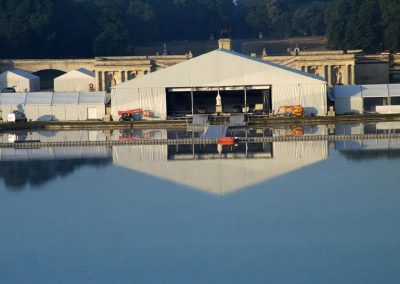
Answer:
[166,87,271,116]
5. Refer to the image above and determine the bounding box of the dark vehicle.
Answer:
[119,113,135,122]
[1,87,16,93]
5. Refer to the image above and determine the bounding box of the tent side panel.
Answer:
[272,83,326,116]
[0,105,14,121]
[52,105,67,121]
[80,104,105,120]
[111,88,167,120]
[140,88,167,120]
[38,105,54,121]
[77,105,89,120]
[65,105,79,121]
[24,105,39,121]
[335,97,363,114]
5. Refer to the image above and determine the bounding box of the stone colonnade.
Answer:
[95,68,151,92]
[299,63,355,86]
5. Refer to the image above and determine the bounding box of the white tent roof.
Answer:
[0,92,108,106]
[52,92,80,104]
[334,85,362,99]
[113,49,326,90]
[1,68,39,80]
[79,92,110,104]
[54,68,95,80]
[113,141,328,195]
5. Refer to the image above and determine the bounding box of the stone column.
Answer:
[121,71,125,83]
[347,65,352,85]
[97,71,102,91]
[103,71,108,92]
[327,65,332,86]
[343,65,348,85]
[350,64,355,85]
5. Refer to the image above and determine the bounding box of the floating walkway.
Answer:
[1,133,400,148]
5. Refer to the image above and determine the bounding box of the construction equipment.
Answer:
[275,105,304,117]
[117,108,153,121]
[274,126,304,136]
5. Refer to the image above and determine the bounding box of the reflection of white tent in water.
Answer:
[113,140,328,195]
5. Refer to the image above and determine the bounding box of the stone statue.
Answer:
[334,67,343,85]
[310,66,320,76]
[314,66,320,76]
[216,93,222,113]
[216,93,222,106]
[220,27,232,39]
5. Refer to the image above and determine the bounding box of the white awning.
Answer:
[388,84,400,97]
[361,84,388,98]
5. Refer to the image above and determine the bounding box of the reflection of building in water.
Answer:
[0,130,109,143]
[335,122,400,153]
[113,130,328,195]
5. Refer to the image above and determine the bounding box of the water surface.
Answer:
[0,124,400,284]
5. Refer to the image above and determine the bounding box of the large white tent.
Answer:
[111,49,327,119]
[0,92,109,121]
[0,69,40,92]
[54,68,96,92]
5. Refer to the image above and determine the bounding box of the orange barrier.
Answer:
[217,137,238,145]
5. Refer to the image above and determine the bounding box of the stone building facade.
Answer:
[93,54,193,92]
[262,50,400,86]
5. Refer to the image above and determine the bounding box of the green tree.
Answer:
[327,0,383,52]
[0,0,56,58]
[380,0,400,52]
[292,1,332,36]
[93,7,134,56]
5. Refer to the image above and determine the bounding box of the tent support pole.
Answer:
[191,89,194,116]
[244,88,247,114]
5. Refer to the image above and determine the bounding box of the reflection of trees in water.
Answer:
[0,158,112,190]
[340,150,400,161]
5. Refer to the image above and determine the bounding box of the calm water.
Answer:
[1,123,400,283]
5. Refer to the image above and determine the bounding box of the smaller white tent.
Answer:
[334,85,363,114]
[54,68,96,92]
[0,69,40,92]
[0,91,109,121]
[334,84,400,114]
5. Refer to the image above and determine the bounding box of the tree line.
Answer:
[0,0,399,58]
